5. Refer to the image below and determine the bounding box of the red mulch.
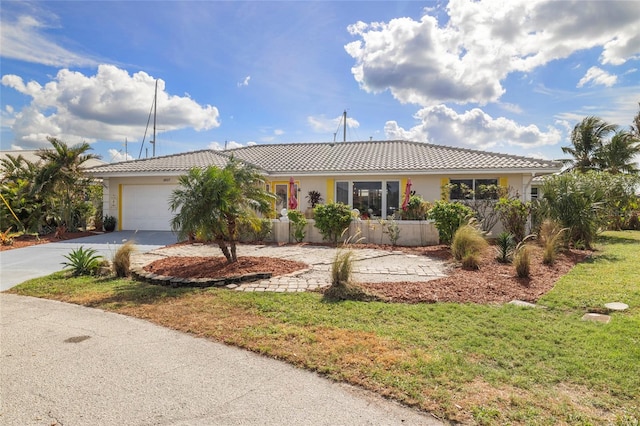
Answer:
[143,243,589,304]
[144,256,308,279]
[5,235,590,304]
[0,231,93,251]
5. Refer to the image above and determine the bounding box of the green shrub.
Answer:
[427,201,474,245]
[401,195,431,220]
[514,244,531,278]
[113,240,136,277]
[238,218,273,242]
[494,231,515,263]
[381,217,401,246]
[495,197,530,242]
[61,246,104,276]
[287,210,307,242]
[103,215,117,232]
[451,224,487,269]
[314,202,352,244]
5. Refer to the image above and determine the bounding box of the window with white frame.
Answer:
[449,178,499,200]
[334,180,399,218]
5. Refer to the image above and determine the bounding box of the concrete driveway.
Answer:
[0,231,178,291]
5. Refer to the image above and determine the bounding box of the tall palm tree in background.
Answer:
[562,116,617,172]
[595,130,640,174]
[170,157,274,263]
[34,137,100,230]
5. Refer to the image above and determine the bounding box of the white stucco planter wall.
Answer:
[256,219,439,246]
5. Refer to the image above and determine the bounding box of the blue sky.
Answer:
[1,1,639,163]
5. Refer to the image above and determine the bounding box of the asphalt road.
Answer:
[0,294,442,425]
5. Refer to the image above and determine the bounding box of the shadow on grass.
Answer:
[596,233,640,246]
[85,278,197,308]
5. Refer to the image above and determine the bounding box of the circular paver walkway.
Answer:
[132,244,449,292]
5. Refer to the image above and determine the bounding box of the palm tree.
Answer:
[595,130,640,174]
[33,137,100,230]
[561,116,617,172]
[170,157,274,263]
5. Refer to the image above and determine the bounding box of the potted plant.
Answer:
[305,190,323,218]
[103,215,117,232]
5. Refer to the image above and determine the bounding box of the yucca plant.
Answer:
[113,240,136,277]
[494,231,515,263]
[61,246,104,276]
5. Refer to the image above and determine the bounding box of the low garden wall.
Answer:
[258,219,440,246]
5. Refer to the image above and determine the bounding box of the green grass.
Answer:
[7,231,640,425]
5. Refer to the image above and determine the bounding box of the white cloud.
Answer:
[208,140,243,150]
[237,76,251,87]
[107,149,134,163]
[384,104,562,151]
[577,67,617,88]
[0,12,98,67]
[345,0,640,106]
[2,65,220,149]
[307,114,360,133]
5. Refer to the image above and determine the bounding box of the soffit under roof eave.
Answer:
[266,167,562,178]
[86,170,189,178]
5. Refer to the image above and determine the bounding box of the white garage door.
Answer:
[121,185,177,231]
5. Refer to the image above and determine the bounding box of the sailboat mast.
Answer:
[152,79,158,157]
[343,110,347,142]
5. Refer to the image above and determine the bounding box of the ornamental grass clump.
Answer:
[539,219,568,265]
[451,224,488,270]
[324,233,377,302]
[514,243,531,278]
[113,240,137,277]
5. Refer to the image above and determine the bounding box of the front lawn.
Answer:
[7,231,640,425]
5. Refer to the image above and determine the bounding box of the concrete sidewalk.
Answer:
[0,294,442,425]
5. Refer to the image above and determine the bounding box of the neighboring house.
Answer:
[85,140,562,232]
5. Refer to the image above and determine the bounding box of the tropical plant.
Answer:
[561,116,617,172]
[451,223,487,269]
[400,194,431,220]
[170,158,274,263]
[305,190,323,208]
[0,154,44,232]
[427,201,474,245]
[113,240,136,277]
[313,202,352,244]
[539,171,639,248]
[61,246,104,276]
[287,209,307,243]
[494,231,515,263]
[0,227,22,246]
[103,215,117,232]
[594,130,640,174]
[495,197,531,242]
[33,137,101,231]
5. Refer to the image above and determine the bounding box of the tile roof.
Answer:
[86,140,562,176]
[85,149,231,175]
[227,140,562,174]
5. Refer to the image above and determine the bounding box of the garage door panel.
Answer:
[122,185,176,231]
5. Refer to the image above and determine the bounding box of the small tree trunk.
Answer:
[215,239,233,263]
